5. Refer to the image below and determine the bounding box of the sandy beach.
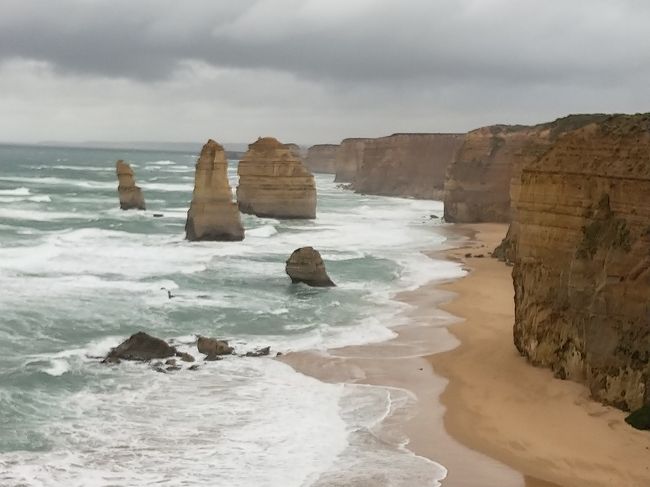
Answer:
[284,222,650,487]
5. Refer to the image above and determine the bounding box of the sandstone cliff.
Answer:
[512,114,650,411]
[334,138,370,183]
[185,139,244,241]
[116,160,145,210]
[354,133,464,199]
[237,137,317,219]
[305,144,339,174]
[445,115,610,225]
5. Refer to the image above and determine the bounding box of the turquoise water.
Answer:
[0,144,462,486]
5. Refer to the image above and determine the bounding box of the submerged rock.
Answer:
[197,336,234,357]
[285,247,335,287]
[116,160,146,210]
[245,346,271,357]
[185,139,244,241]
[625,405,650,430]
[104,332,176,362]
[237,137,317,219]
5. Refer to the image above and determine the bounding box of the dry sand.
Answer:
[284,222,650,487]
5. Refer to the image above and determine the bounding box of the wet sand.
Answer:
[283,222,650,486]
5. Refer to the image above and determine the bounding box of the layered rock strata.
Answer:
[285,247,335,287]
[355,133,464,199]
[334,138,370,183]
[116,160,146,210]
[444,115,609,225]
[237,137,316,219]
[305,144,339,174]
[185,139,244,241]
[512,114,650,411]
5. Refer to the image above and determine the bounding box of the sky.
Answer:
[1,0,649,145]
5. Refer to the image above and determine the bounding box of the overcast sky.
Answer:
[1,0,649,145]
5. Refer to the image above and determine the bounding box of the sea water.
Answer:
[0,144,463,486]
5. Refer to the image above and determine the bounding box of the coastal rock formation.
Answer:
[334,138,370,183]
[305,144,339,174]
[116,160,145,210]
[355,133,464,199]
[197,336,234,358]
[512,114,650,411]
[444,115,609,225]
[285,247,335,287]
[237,137,317,219]
[104,332,176,362]
[185,139,244,241]
[285,143,305,161]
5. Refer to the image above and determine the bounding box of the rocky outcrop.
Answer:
[104,332,176,362]
[237,137,317,219]
[285,143,305,161]
[197,336,234,359]
[185,139,244,241]
[354,133,464,199]
[285,247,335,287]
[116,160,145,210]
[334,138,370,183]
[305,144,339,174]
[512,114,650,411]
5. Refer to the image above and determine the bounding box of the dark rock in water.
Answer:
[285,247,335,287]
[275,352,283,357]
[104,332,176,362]
[204,354,223,362]
[166,365,181,372]
[245,346,271,357]
[464,253,472,258]
[153,213,164,218]
[152,365,167,374]
[625,405,650,430]
[102,355,121,365]
[189,364,200,371]
[429,214,439,219]
[197,336,234,356]
[165,358,177,366]
[475,254,485,258]
[176,352,195,363]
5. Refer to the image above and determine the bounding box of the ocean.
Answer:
[0,144,463,486]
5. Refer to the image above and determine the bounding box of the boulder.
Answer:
[285,247,335,287]
[237,137,317,219]
[197,336,234,357]
[245,346,271,357]
[185,139,245,241]
[625,406,650,430]
[116,160,146,210]
[104,332,176,362]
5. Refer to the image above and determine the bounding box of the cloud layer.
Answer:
[1,0,649,144]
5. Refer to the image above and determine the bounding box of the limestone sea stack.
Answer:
[305,144,339,174]
[285,247,335,287]
[185,139,244,241]
[237,137,316,219]
[354,133,464,199]
[334,138,370,183]
[512,114,650,411]
[116,160,145,210]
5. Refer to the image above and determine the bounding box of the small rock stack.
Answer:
[116,160,146,210]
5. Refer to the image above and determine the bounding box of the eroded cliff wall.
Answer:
[354,133,464,199]
[334,138,369,183]
[305,144,339,174]
[512,114,650,410]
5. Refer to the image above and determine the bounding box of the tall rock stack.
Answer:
[354,133,464,199]
[334,138,370,183]
[185,139,244,241]
[237,137,317,219]
[115,160,145,210]
[305,144,339,174]
[512,114,650,411]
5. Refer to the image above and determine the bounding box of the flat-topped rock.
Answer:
[237,137,316,219]
[116,160,145,210]
[185,139,244,241]
[285,247,335,287]
[305,144,339,174]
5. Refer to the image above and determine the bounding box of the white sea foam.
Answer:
[0,187,30,195]
[141,182,194,192]
[0,208,94,222]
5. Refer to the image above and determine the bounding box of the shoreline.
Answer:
[284,222,650,487]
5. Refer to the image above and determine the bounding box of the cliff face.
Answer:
[445,115,609,225]
[513,114,650,410]
[305,144,339,174]
[237,137,317,219]
[185,139,244,241]
[354,133,464,199]
[115,160,145,210]
[334,138,369,183]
